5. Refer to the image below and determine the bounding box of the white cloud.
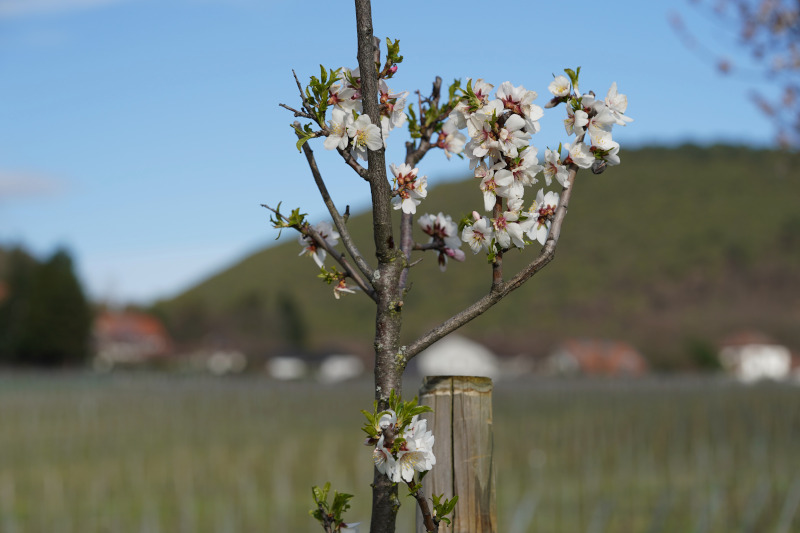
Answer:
[0,0,128,18]
[0,171,66,199]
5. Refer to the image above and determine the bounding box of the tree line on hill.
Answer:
[0,246,92,367]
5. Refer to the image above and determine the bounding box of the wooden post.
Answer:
[416,376,496,533]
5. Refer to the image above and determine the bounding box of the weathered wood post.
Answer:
[416,376,496,533]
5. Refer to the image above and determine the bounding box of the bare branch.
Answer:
[279,103,315,120]
[296,130,376,283]
[336,147,369,180]
[402,164,580,362]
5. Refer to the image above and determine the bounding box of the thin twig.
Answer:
[279,103,315,120]
[295,132,376,284]
[399,76,444,289]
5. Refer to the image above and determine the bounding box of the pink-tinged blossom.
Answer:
[391,163,427,214]
[324,108,352,151]
[526,189,560,245]
[548,75,571,97]
[497,113,531,159]
[328,83,360,113]
[466,99,503,140]
[496,81,544,133]
[418,212,463,271]
[492,211,526,249]
[462,216,494,253]
[298,221,340,268]
[479,164,513,211]
[348,114,383,161]
[507,148,543,188]
[543,148,569,188]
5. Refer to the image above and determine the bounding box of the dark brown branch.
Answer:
[407,481,438,533]
[356,4,394,263]
[355,4,404,533]
[297,130,375,283]
[402,163,580,362]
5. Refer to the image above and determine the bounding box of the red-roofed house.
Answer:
[545,339,648,377]
[93,311,172,367]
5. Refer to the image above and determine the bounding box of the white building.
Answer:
[719,332,792,383]
[416,335,499,379]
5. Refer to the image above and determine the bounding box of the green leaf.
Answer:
[296,134,312,152]
[442,494,458,515]
[331,491,353,517]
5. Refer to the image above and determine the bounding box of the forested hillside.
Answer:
[153,146,800,368]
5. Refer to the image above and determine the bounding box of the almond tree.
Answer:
[268,1,633,531]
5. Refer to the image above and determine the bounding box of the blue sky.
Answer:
[0,0,777,305]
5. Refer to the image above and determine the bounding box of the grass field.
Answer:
[1,373,799,532]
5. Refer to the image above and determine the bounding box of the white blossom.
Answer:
[298,221,340,268]
[526,189,560,245]
[543,148,569,188]
[548,75,571,97]
[348,114,382,161]
[605,82,633,126]
[566,142,594,169]
[324,108,352,151]
[462,216,494,253]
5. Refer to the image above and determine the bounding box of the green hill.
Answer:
[153,146,800,368]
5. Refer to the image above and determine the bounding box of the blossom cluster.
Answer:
[293,66,632,295]
[323,67,409,161]
[372,410,436,483]
[441,74,632,258]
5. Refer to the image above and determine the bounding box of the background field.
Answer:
[1,373,799,533]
